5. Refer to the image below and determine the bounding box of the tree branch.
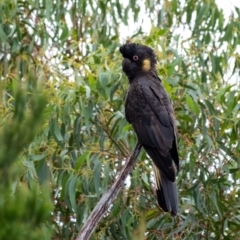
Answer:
[76,142,142,240]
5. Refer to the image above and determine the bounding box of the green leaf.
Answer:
[221,24,233,42]
[211,192,222,218]
[60,25,69,41]
[50,118,64,145]
[75,152,89,171]
[186,94,200,115]
[93,159,102,196]
[172,214,191,235]
[67,175,77,212]
[0,24,8,43]
[141,172,149,186]
[29,155,46,161]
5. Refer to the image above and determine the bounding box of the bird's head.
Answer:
[119,42,157,81]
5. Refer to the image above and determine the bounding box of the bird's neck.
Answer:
[127,69,158,84]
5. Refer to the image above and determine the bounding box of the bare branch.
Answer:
[76,142,142,240]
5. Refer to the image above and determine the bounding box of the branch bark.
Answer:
[76,142,142,240]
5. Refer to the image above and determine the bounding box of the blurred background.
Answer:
[0,0,240,239]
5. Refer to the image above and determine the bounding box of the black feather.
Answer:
[120,42,180,216]
[155,166,178,216]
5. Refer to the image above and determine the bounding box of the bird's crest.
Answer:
[119,42,157,72]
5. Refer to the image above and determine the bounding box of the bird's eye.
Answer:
[133,55,139,61]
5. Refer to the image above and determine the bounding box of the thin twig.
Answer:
[75,142,142,240]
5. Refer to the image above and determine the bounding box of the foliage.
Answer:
[0,0,240,239]
[0,73,53,239]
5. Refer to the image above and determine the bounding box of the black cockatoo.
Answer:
[119,42,179,216]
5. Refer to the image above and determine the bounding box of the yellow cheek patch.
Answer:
[142,59,151,71]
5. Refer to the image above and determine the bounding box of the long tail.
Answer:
[153,164,178,216]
